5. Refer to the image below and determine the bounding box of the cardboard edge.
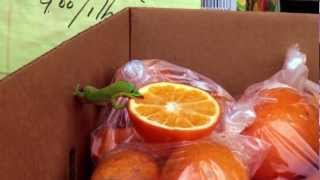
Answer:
[129,7,318,18]
[129,7,318,95]
[0,7,131,180]
[0,8,131,84]
[129,8,132,60]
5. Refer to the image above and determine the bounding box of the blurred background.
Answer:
[0,0,318,79]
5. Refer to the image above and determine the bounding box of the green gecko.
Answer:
[74,81,142,109]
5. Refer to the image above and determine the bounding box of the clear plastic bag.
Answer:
[90,59,270,179]
[91,132,270,180]
[224,45,319,179]
[91,59,236,162]
[114,59,235,112]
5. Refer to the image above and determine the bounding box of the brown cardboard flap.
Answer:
[0,9,129,180]
[131,8,319,95]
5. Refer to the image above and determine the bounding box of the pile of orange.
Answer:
[91,142,249,180]
[91,83,319,180]
[91,82,252,180]
[243,87,318,179]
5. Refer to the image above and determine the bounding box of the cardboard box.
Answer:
[0,8,318,180]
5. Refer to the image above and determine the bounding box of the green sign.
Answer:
[0,0,200,78]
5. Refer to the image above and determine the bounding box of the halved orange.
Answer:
[128,82,221,142]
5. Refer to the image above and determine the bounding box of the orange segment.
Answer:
[182,100,217,115]
[128,82,221,142]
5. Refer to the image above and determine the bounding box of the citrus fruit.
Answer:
[306,171,320,180]
[161,142,249,180]
[91,149,159,180]
[128,82,221,142]
[242,87,318,179]
[91,127,136,162]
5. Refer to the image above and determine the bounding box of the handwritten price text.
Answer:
[40,0,145,28]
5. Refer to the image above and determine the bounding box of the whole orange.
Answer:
[161,142,249,180]
[91,149,159,180]
[91,127,136,162]
[243,88,319,179]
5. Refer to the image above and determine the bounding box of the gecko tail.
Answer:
[74,84,85,97]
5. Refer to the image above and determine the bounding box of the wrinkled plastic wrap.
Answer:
[115,59,235,111]
[224,45,319,179]
[92,59,235,161]
[90,60,270,179]
[92,132,270,180]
